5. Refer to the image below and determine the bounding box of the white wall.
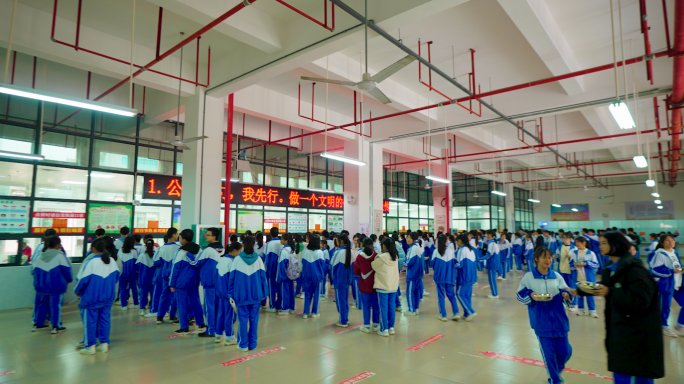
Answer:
[0,263,82,311]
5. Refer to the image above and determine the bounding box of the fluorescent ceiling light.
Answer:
[470,206,482,209]
[89,172,114,178]
[321,152,366,166]
[388,197,406,202]
[221,178,240,182]
[491,190,507,196]
[654,199,662,204]
[571,208,579,212]
[0,150,44,161]
[609,101,635,129]
[39,188,59,191]
[425,175,450,184]
[657,205,663,209]
[552,204,562,208]
[645,179,656,187]
[0,83,137,117]
[632,155,647,168]
[528,199,540,203]
[307,187,335,193]
[651,192,660,198]
[61,181,87,185]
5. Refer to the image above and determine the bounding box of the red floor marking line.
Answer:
[333,323,364,334]
[278,311,304,318]
[0,371,15,377]
[478,352,613,380]
[337,371,375,384]
[220,346,286,366]
[477,285,490,290]
[407,334,445,351]
[167,330,201,338]
[131,319,157,325]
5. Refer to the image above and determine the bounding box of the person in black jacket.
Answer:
[534,230,545,250]
[579,231,664,384]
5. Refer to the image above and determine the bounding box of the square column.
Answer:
[431,162,451,235]
[179,88,225,228]
[342,137,382,234]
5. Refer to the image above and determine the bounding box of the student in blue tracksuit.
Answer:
[512,234,524,272]
[302,235,325,318]
[583,229,604,272]
[216,241,242,346]
[455,235,477,321]
[118,236,139,311]
[31,236,72,333]
[423,234,433,275]
[114,226,130,251]
[569,237,600,318]
[227,238,268,351]
[403,233,423,316]
[645,233,659,264]
[649,235,683,337]
[294,235,305,299]
[276,234,296,315]
[254,232,267,308]
[498,235,510,280]
[74,238,119,355]
[319,239,331,300]
[135,238,156,316]
[169,229,206,335]
[154,230,180,324]
[350,235,363,310]
[431,235,458,321]
[479,230,501,299]
[523,235,535,272]
[392,233,406,312]
[196,228,223,339]
[31,228,58,327]
[331,234,354,327]
[517,247,576,384]
[263,227,283,312]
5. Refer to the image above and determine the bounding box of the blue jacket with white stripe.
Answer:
[169,242,201,290]
[153,243,180,285]
[331,247,353,288]
[404,243,423,281]
[649,249,681,294]
[196,243,223,288]
[74,254,120,309]
[31,248,73,295]
[118,249,139,281]
[455,246,478,286]
[227,252,268,305]
[431,247,456,285]
[264,239,283,279]
[301,249,325,284]
[516,268,571,338]
[276,245,293,284]
[136,252,156,287]
[215,255,234,300]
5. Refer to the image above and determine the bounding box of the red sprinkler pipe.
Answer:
[156,7,163,59]
[668,0,684,186]
[275,0,334,31]
[50,0,255,128]
[663,0,672,51]
[639,0,654,84]
[195,36,201,85]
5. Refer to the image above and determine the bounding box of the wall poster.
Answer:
[387,218,399,233]
[625,200,675,220]
[237,210,263,233]
[88,204,132,233]
[0,200,29,233]
[550,204,590,221]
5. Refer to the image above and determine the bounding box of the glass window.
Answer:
[1,94,39,125]
[134,206,172,231]
[310,174,328,190]
[137,148,175,175]
[409,204,419,218]
[135,176,171,205]
[399,218,409,232]
[35,166,88,200]
[309,214,326,231]
[264,211,287,232]
[44,103,92,133]
[0,136,33,154]
[93,140,135,171]
[176,162,183,175]
[398,203,408,217]
[90,173,135,202]
[40,132,89,166]
[32,201,86,233]
[0,161,33,197]
[0,239,19,265]
[419,205,428,219]
[265,166,288,187]
[389,201,398,217]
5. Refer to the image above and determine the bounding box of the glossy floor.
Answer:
[1,272,683,384]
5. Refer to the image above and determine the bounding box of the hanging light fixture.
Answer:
[632,155,647,168]
[607,2,634,130]
[645,179,656,187]
[654,199,662,204]
[609,102,635,129]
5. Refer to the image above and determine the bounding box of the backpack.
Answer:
[286,250,300,280]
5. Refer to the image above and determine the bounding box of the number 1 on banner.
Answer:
[147,179,159,195]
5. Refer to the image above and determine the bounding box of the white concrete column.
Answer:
[504,183,515,231]
[342,137,372,234]
[369,143,384,235]
[431,161,451,235]
[179,88,225,228]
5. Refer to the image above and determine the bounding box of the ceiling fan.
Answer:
[149,135,208,150]
[300,0,415,104]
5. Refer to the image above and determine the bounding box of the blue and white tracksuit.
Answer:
[512,236,524,271]
[169,243,205,329]
[277,245,295,313]
[351,249,361,309]
[136,253,156,310]
[479,240,501,297]
[319,248,331,298]
[524,241,535,271]
[74,255,119,348]
[154,243,180,318]
[455,246,477,317]
[215,254,236,341]
[31,243,47,324]
[517,268,573,384]
[228,253,268,350]
[431,247,457,318]
[649,248,682,327]
[395,241,406,308]
[301,249,325,315]
[196,243,223,335]
[646,240,659,264]
[255,243,266,306]
[331,247,353,325]
[569,248,599,312]
[264,239,283,310]
[31,249,73,328]
[584,234,604,272]
[404,243,423,313]
[498,239,511,278]
[114,237,125,250]
[118,249,139,307]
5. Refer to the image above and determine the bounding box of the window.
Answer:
[42,144,78,163]
[137,157,160,172]
[514,187,535,231]
[0,161,33,197]
[0,138,32,154]
[100,152,129,169]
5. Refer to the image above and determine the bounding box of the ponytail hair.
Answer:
[255,232,264,249]
[409,232,422,247]
[144,234,155,258]
[102,236,118,261]
[91,238,110,264]
[457,235,472,251]
[227,241,244,254]
[339,233,352,268]
[122,236,136,253]
[242,236,255,254]
[281,233,295,251]
[362,237,374,256]
[381,237,398,261]
[437,235,447,256]
[294,234,304,254]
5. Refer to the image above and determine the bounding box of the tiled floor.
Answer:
[1,272,683,384]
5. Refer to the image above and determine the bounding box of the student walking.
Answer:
[153,229,181,324]
[455,235,477,321]
[215,242,243,346]
[569,237,599,318]
[31,236,72,333]
[371,237,399,336]
[354,237,379,333]
[649,234,682,337]
[480,230,501,299]
[557,234,578,311]
[331,234,354,327]
[301,235,325,318]
[403,233,423,316]
[169,229,206,335]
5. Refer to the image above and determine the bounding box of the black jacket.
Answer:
[534,236,545,250]
[579,255,663,378]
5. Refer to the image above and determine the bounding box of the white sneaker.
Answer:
[388,328,395,335]
[144,312,157,318]
[404,312,417,316]
[335,323,349,328]
[215,336,223,343]
[138,310,146,316]
[589,311,599,318]
[132,305,139,309]
[302,314,308,319]
[311,313,321,318]
[372,324,380,332]
[663,327,678,337]
[487,295,499,299]
[569,306,578,313]
[295,294,301,298]
[673,326,684,336]
[236,346,248,352]
[438,316,447,322]
[577,310,586,316]
[496,276,503,280]
[96,343,109,353]
[395,306,403,312]
[264,308,276,313]
[121,306,128,311]
[359,326,371,334]
[224,338,237,346]
[351,304,356,309]
[278,311,288,315]
[465,313,477,322]
[423,291,430,296]
[377,330,389,337]
[79,346,96,355]
[500,278,506,281]
[452,314,462,321]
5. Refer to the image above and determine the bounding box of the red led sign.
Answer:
[142,175,183,200]
[383,200,390,214]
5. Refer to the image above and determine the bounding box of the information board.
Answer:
[327,215,344,232]
[625,200,675,220]
[0,200,29,233]
[237,210,263,233]
[387,218,399,233]
[409,218,420,231]
[88,204,132,233]
[142,174,182,200]
[287,213,307,232]
[550,204,590,221]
